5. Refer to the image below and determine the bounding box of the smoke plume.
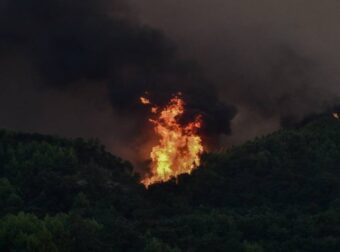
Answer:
[0,0,235,162]
[131,0,340,144]
[2,0,340,164]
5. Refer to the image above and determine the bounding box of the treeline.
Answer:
[1,117,340,251]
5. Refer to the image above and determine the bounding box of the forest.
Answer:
[1,115,340,251]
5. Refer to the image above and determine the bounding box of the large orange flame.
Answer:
[140,94,204,188]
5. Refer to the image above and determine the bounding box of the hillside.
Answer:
[1,116,340,252]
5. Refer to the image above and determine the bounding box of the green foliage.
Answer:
[0,212,58,252]
[143,237,180,252]
[1,117,340,251]
[0,178,23,214]
[243,241,264,252]
[0,212,103,252]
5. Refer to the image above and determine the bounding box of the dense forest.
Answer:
[1,115,340,252]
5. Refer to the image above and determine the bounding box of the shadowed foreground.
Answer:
[1,116,340,251]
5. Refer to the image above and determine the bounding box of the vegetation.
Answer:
[1,116,340,251]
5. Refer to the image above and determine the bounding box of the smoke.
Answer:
[0,0,235,162]
[1,0,339,164]
[130,0,340,144]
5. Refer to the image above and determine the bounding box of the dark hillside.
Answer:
[1,116,340,251]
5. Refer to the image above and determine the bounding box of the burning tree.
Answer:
[140,94,204,188]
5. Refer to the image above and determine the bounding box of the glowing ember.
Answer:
[140,97,151,105]
[140,94,204,188]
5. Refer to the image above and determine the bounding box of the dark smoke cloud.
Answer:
[130,0,340,144]
[0,0,235,162]
[2,0,338,163]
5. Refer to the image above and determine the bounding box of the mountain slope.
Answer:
[1,116,340,251]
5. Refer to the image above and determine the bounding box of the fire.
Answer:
[140,97,151,105]
[140,94,204,188]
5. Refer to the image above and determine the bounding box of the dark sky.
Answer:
[0,0,339,163]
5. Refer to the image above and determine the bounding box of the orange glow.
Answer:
[140,97,151,105]
[151,107,158,113]
[140,94,204,188]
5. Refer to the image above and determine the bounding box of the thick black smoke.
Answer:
[131,0,340,144]
[0,0,236,161]
[4,0,338,164]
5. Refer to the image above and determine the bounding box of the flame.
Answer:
[140,94,204,188]
[140,97,151,104]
